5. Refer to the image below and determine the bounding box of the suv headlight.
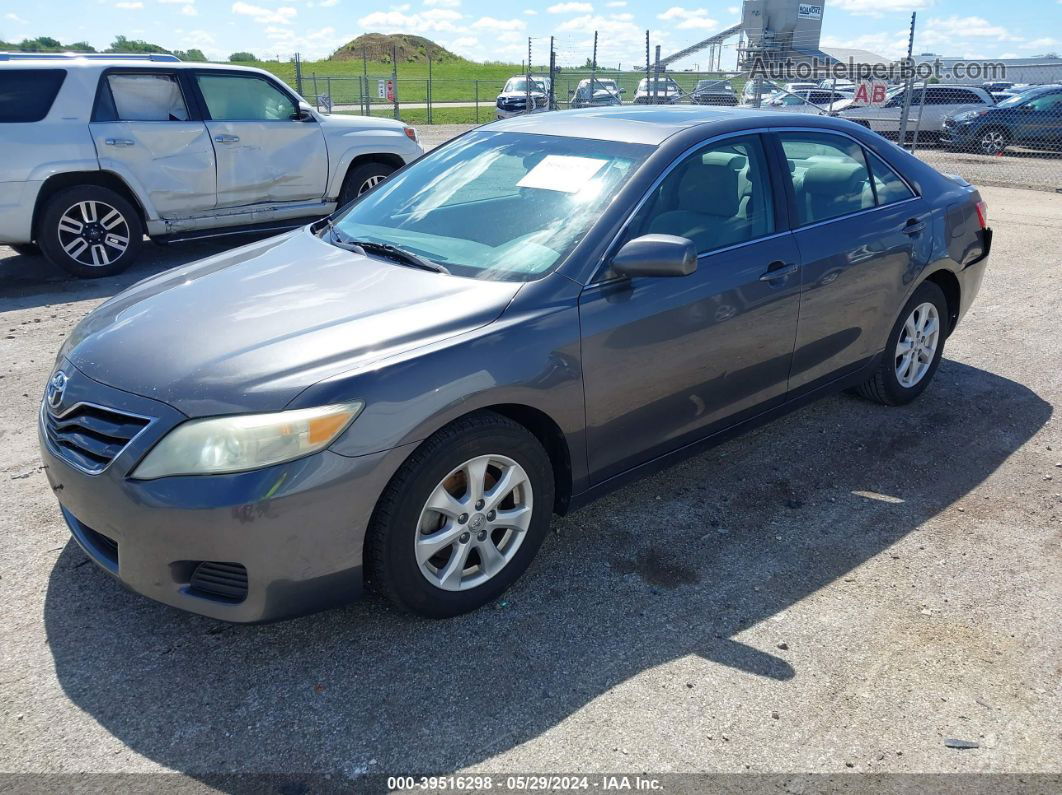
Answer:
[953,109,989,123]
[132,401,364,479]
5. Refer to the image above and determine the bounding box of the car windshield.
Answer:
[638,79,676,90]
[329,131,652,282]
[504,78,543,93]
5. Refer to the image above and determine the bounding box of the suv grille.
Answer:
[189,562,248,603]
[43,404,150,473]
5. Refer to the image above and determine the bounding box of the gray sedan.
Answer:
[40,106,992,622]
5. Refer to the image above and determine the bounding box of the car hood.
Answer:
[498,91,545,99]
[61,228,522,417]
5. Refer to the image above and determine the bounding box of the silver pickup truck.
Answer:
[0,53,423,277]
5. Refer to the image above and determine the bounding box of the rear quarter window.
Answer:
[0,69,67,123]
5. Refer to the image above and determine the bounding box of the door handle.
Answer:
[903,218,927,235]
[214,134,240,143]
[759,261,800,282]
[104,138,134,147]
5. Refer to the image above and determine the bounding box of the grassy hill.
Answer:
[330,33,463,64]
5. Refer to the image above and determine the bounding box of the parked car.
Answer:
[0,53,422,277]
[783,81,820,93]
[741,79,781,103]
[758,89,852,113]
[633,76,682,104]
[819,78,856,91]
[569,78,622,109]
[688,79,737,106]
[837,84,995,138]
[41,107,992,622]
[982,80,1015,93]
[496,76,548,119]
[941,84,1062,154]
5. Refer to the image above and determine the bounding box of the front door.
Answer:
[89,70,216,217]
[1014,89,1062,145]
[579,134,802,482]
[192,71,328,208]
[775,131,932,394]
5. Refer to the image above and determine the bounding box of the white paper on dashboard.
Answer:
[516,155,608,193]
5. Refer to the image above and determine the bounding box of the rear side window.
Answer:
[865,150,915,205]
[106,74,189,121]
[779,133,874,225]
[0,69,66,123]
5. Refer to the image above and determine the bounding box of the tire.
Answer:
[337,161,397,208]
[38,185,143,278]
[856,280,949,406]
[8,243,40,257]
[976,126,1010,155]
[366,411,555,618]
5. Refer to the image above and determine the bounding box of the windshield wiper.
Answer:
[323,223,450,275]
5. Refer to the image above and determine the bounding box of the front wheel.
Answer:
[855,280,949,406]
[977,127,1009,155]
[337,161,396,207]
[366,412,555,618]
[38,186,143,278]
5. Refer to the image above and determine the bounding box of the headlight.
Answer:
[953,109,988,123]
[132,401,364,479]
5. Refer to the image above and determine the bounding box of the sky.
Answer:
[1,0,1059,67]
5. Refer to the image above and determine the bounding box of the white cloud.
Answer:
[424,0,460,6]
[4,12,27,22]
[524,9,537,14]
[547,2,593,12]
[231,2,297,25]
[821,31,909,60]
[358,7,462,33]
[605,0,626,6]
[318,0,339,6]
[158,0,194,5]
[726,5,739,14]
[831,0,929,17]
[471,16,527,31]
[657,7,717,30]
[1022,37,1056,49]
[922,16,1022,45]
[115,1,144,8]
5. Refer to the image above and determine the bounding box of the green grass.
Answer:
[337,106,490,125]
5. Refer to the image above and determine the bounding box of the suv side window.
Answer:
[778,132,874,225]
[105,73,189,121]
[1026,92,1062,112]
[865,150,915,205]
[0,69,67,123]
[621,135,774,255]
[195,74,296,121]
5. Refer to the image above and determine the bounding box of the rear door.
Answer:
[89,69,216,216]
[578,134,801,481]
[774,130,932,394]
[192,70,328,208]
[1014,89,1062,145]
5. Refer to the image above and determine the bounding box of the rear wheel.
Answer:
[338,161,396,207]
[856,280,949,406]
[366,411,554,618]
[38,186,143,278]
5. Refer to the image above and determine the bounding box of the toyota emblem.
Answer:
[47,370,67,410]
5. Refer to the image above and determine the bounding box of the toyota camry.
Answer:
[40,106,992,622]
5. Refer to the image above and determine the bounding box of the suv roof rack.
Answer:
[0,52,181,62]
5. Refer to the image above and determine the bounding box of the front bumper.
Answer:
[40,362,411,622]
[939,123,978,147]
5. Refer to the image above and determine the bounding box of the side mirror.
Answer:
[612,234,697,278]
[293,106,314,121]
[619,88,627,94]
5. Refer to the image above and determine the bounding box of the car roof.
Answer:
[0,54,278,79]
[485,105,861,145]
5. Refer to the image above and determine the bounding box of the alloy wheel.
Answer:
[56,201,130,268]
[415,454,534,592]
[895,302,940,388]
[358,175,386,195]
[979,129,1007,155]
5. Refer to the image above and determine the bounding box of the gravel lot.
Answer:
[0,181,1060,785]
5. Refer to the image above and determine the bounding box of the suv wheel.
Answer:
[855,280,949,406]
[366,411,555,618]
[977,127,1010,155]
[39,186,143,278]
[338,162,396,207]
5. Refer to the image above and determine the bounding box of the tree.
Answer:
[229,51,257,62]
[173,48,206,61]
[107,35,169,54]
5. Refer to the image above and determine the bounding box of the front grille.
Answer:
[44,403,150,473]
[189,562,248,603]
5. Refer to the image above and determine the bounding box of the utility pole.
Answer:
[645,30,650,101]
[591,30,598,93]
[391,44,399,120]
[526,37,532,114]
[549,36,556,110]
[653,44,661,104]
[897,12,917,147]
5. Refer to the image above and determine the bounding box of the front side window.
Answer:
[620,135,774,256]
[330,131,651,281]
[1025,92,1062,112]
[196,74,296,121]
[106,73,188,121]
[779,133,874,225]
[0,69,66,123]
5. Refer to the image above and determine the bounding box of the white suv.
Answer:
[837,84,995,138]
[0,53,423,277]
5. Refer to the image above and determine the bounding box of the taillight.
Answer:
[403,126,418,143]
[975,199,988,229]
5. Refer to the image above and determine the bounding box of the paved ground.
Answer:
[0,185,1059,784]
